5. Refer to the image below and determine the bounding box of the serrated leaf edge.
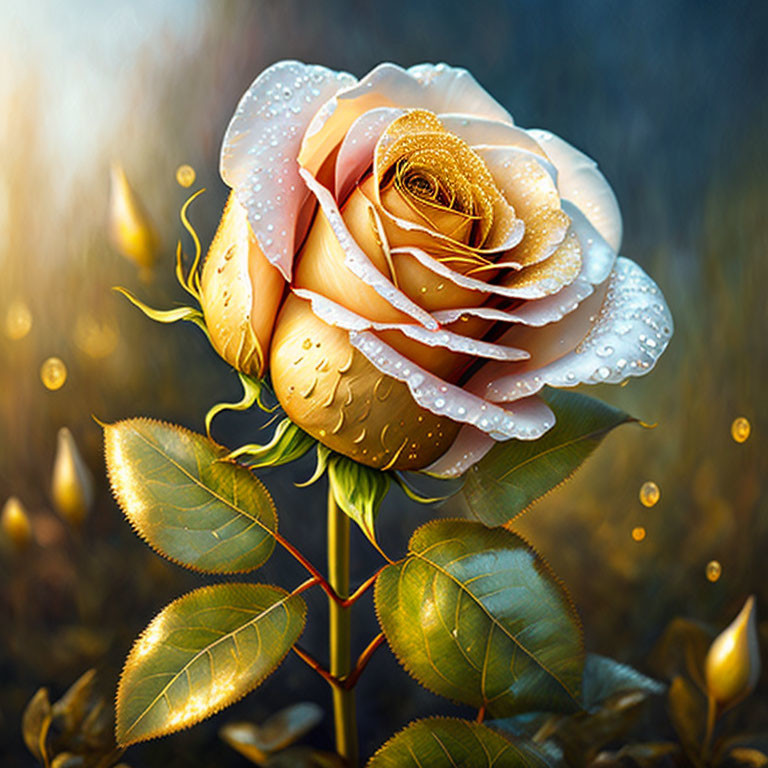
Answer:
[103,416,278,575]
[116,582,307,747]
[366,716,545,767]
[374,518,584,713]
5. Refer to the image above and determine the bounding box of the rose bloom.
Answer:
[200,61,672,475]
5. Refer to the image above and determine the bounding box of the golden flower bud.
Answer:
[1,496,32,551]
[270,294,459,470]
[200,193,285,377]
[108,163,159,272]
[52,428,94,528]
[705,595,761,709]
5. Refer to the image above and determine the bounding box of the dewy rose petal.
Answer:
[200,60,673,472]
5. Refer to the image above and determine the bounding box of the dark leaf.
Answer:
[463,388,634,526]
[375,520,583,716]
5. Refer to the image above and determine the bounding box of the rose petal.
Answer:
[431,278,595,327]
[407,64,514,123]
[562,200,616,284]
[299,62,513,176]
[293,287,530,361]
[349,331,555,441]
[220,60,356,279]
[530,128,623,252]
[299,168,439,329]
[422,425,495,478]
[469,257,673,402]
[438,114,548,157]
[334,107,405,203]
[477,146,561,219]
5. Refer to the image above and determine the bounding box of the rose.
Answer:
[200,61,672,475]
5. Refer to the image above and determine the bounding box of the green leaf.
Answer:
[22,687,52,764]
[462,388,634,526]
[375,520,584,716]
[116,583,306,746]
[368,717,550,767]
[582,654,664,711]
[588,743,681,767]
[104,418,277,573]
[227,419,317,469]
[328,455,390,543]
[296,445,332,488]
[205,373,277,437]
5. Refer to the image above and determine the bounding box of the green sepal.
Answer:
[205,372,277,437]
[296,444,332,488]
[226,418,317,469]
[327,454,390,544]
[113,286,210,340]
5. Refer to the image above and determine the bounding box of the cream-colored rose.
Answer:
[201,61,672,473]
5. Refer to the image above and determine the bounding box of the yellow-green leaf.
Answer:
[104,418,277,573]
[368,717,550,767]
[116,583,306,746]
[463,389,634,526]
[375,520,583,716]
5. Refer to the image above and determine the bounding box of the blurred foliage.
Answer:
[1,0,766,766]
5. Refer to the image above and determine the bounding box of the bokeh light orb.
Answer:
[639,480,660,508]
[4,299,32,340]
[631,526,646,542]
[731,417,751,443]
[175,164,196,188]
[40,357,67,390]
[706,560,722,582]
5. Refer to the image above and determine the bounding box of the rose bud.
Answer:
[108,163,159,275]
[52,427,94,528]
[203,61,673,472]
[705,596,761,710]
[200,192,284,377]
[1,496,33,551]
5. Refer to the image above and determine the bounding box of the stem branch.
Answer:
[292,644,341,689]
[344,633,385,690]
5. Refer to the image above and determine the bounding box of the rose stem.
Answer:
[327,486,358,766]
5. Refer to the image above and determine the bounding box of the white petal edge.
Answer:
[349,331,555,441]
[431,278,595,328]
[471,257,673,403]
[300,62,514,176]
[438,114,547,156]
[220,60,356,279]
[407,64,514,123]
[530,128,623,253]
[423,425,496,478]
[299,168,439,329]
[293,287,530,361]
[334,107,405,203]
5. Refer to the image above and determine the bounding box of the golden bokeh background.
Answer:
[1,1,766,764]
